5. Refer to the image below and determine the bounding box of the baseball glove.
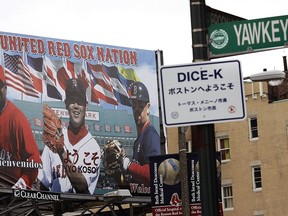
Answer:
[42,104,64,154]
[102,140,126,176]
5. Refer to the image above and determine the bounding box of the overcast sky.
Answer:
[0,0,287,77]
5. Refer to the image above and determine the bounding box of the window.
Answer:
[217,137,230,162]
[249,116,258,140]
[222,185,234,210]
[252,165,262,191]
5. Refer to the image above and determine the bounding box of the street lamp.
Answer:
[244,70,285,86]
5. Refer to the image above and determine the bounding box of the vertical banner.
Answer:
[150,154,182,215]
[150,153,223,216]
[0,31,161,198]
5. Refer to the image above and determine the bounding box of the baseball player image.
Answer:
[0,78,42,190]
[37,78,101,194]
[103,81,161,188]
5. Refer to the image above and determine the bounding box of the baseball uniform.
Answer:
[38,126,101,194]
[0,100,41,188]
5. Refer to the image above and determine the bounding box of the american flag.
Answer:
[4,53,39,98]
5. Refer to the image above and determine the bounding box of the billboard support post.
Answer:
[178,126,190,215]
[190,0,220,216]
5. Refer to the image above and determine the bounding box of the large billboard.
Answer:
[0,31,161,197]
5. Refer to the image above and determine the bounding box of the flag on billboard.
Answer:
[77,66,90,90]
[27,55,43,93]
[0,65,5,81]
[65,59,78,78]
[46,83,62,100]
[118,66,141,97]
[44,58,74,92]
[3,53,39,98]
[66,59,90,92]
[27,55,43,72]
[103,65,131,106]
[43,57,57,85]
[43,57,63,100]
[76,62,96,103]
[89,78,100,104]
[118,65,141,85]
[86,62,118,105]
[57,66,71,91]
[30,73,43,93]
[55,58,86,92]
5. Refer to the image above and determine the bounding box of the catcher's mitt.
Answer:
[102,140,126,176]
[42,104,64,154]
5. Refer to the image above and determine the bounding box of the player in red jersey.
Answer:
[0,78,42,189]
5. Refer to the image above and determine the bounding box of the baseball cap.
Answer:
[0,79,5,89]
[65,78,87,104]
[129,82,149,102]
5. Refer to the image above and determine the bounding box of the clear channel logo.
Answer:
[210,29,229,49]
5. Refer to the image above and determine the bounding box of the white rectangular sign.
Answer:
[159,60,246,127]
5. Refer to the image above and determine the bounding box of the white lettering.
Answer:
[241,24,251,45]
[234,24,242,46]
[271,20,280,42]
[262,21,272,43]
[233,18,288,46]
[280,19,288,41]
[248,22,261,44]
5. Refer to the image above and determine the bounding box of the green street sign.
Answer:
[208,15,288,58]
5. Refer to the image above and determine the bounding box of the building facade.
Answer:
[216,81,288,216]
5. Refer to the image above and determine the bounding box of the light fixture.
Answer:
[267,79,284,86]
[244,70,285,86]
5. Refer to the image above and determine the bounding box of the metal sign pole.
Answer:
[190,0,220,216]
[178,126,190,216]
